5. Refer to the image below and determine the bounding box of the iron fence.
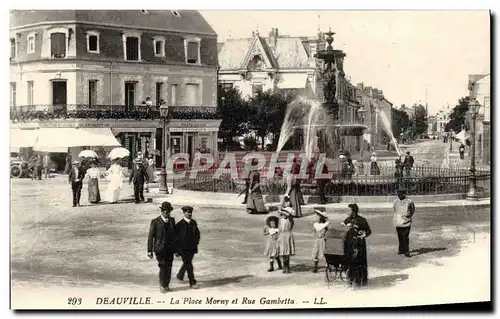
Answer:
[171,164,490,197]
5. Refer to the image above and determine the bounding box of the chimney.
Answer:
[269,27,277,47]
[252,31,255,37]
[275,28,279,36]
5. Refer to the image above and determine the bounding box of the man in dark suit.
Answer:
[175,206,201,289]
[129,158,148,204]
[68,160,85,207]
[148,201,177,293]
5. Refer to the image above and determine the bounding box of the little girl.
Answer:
[311,209,329,273]
[277,196,296,274]
[264,216,281,272]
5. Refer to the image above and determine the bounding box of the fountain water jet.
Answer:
[375,108,402,157]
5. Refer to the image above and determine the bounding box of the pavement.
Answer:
[149,188,490,211]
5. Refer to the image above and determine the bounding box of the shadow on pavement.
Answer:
[171,275,253,292]
[410,247,446,257]
[366,273,409,289]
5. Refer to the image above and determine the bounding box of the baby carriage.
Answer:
[323,226,350,282]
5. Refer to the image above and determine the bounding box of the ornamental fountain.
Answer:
[276,29,369,162]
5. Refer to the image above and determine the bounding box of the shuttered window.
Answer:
[50,33,66,58]
[187,42,199,64]
[185,84,199,105]
[126,37,139,61]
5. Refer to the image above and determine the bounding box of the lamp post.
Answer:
[159,104,169,194]
[466,99,480,200]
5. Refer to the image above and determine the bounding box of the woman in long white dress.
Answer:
[104,159,124,204]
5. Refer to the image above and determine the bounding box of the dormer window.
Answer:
[10,38,16,59]
[27,32,36,54]
[153,36,166,57]
[184,36,201,64]
[50,32,66,58]
[86,31,100,53]
[171,10,180,17]
[122,31,142,61]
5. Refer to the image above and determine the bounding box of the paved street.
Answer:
[11,176,490,295]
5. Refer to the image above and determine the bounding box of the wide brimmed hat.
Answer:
[159,201,173,211]
[134,158,142,163]
[265,215,279,227]
[314,209,328,218]
[279,207,294,216]
[72,160,79,164]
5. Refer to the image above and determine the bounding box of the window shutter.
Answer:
[51,33,65,56]
[187,42,198,62]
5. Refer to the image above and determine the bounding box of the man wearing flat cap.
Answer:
[148,201,177,293]
[393,189,415,257]
[175,206,201,289]
[68,160,85,207]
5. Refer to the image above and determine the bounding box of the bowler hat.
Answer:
[182,206,193,213]
[159,201,173,211]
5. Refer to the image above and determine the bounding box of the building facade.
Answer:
[470,73,490,165]
[10,10,221,168]
[218,28,322,99]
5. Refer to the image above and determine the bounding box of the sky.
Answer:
[201,10,490,115]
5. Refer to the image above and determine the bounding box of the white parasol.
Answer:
[78,150,98,158]
[108,147,130,159]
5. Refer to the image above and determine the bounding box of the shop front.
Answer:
[159,119,222,167]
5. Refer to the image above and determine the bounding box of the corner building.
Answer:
[9,10,221,168]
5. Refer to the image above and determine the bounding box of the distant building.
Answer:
[218,28,322,99]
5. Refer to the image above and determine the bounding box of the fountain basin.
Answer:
[291,124,369,137]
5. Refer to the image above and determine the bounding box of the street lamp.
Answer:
[466,99,480,201]
[159,104,169,194]
[357,107,367,159]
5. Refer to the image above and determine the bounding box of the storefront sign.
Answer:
[39,122,158,129]
[169,127,218,133]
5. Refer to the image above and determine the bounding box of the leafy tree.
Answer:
[391,107,411,137]
[445,97,470,132]
[248,90,289,149]
[217,85,251,150]
[412,104,428,135]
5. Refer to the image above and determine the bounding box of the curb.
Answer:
[147,195,490,212]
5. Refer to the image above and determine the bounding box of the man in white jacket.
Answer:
[393,189,415,257]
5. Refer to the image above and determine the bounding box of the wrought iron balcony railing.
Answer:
[10,104,219,122]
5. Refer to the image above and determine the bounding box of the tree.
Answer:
[391,107,411,137]
[217,85,251,150]
[248,90,289,149]
[412,104,428,135]
[445,96,470,132]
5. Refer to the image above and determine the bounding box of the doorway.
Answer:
[125,82,136,112]
[52,81,67,105]
[187,135,193,166]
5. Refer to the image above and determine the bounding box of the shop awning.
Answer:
[33,128,121,151]
[277,73,309,89]
[10,128,40,148]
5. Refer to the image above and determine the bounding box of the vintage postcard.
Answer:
[9,9,491,310]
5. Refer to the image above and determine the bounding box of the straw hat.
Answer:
[72,160,79,165]
[279,207,294,216]
[314,209,328,218]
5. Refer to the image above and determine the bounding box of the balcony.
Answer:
[10,105,220,122]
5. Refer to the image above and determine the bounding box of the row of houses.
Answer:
[10,10,393,168]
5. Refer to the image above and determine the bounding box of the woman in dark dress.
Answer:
[286,162,304,218]
[246,160,267,214]
[342,203,372,287]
